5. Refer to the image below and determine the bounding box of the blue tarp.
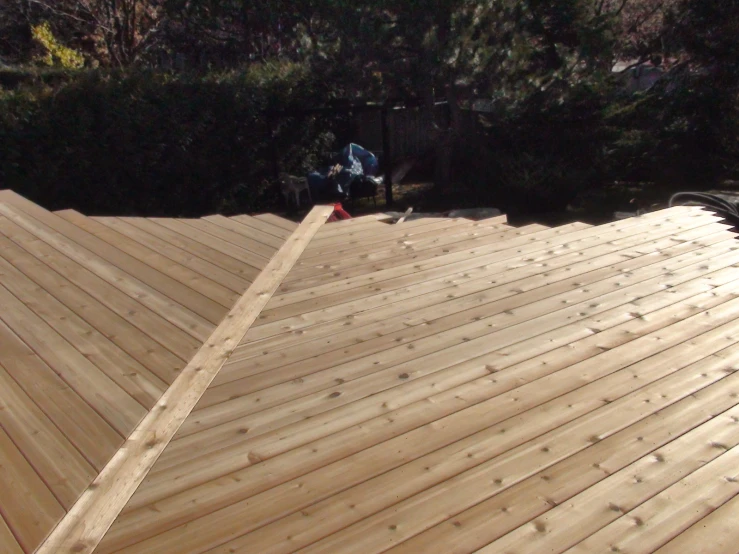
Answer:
[307,143,380,199]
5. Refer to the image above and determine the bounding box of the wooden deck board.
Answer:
[283,222,549,285]
[0,238,167,406]
[57,211,237,311]
[0,215,201,366]
[0,191,301,554]
[0,425,65,553]
[0,191,735,554]
[0,202,215,343]
[177,218,277,260]
[281,223,551,292]
[101,239,739,544]
[0,317,122,469]
[384,376,739,554]
[227,215,295,241]
[0,515,24,554]
[208,352,739,554]
[0,277,147,435]
[34,206,333,554]
[654,492,739,553]
[95,208,739,554]
[232,225,733,363]
[125,275,739,512]
[0,223,187,384]
[246,213,724,348]
[476,399,739,553]
[298,219,476,261]
[116,217,261,283]
[0,365,96,509]
[226,225,736,375]
[294,219,542,269]
[564,444,739,554]
[203,215,286,250]
[100,300,739,553]
[90,216,248,295]
[266,209,719,315]
[152,218,268,273]
[168,242,739,448]
[256,212,721,328]
[250,213,299,233]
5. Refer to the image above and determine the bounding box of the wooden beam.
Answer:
[34,205,335,554]
[396,207,413,224]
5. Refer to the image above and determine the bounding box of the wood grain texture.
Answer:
[89,211,739,554]
[33,205,333,554]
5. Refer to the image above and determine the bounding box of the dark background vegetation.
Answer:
[1,0,738,217]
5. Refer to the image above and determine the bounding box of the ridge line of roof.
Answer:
[34,204,335,554]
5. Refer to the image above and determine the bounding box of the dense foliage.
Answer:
[0,64,347,215]
[1,0,738,215]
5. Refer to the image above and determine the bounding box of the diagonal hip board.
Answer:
[34,205,335,554]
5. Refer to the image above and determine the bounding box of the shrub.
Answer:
[31,22,85,69]
[0,63,349,216]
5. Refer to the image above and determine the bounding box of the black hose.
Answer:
[669,192,739,227]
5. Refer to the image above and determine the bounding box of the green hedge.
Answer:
[0,64,347,216]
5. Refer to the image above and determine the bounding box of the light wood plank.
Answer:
[162,281,739,474]
[91,216,247,295]
[476,409,739,553]
[300,219,471,259]
[0,223,187,383]
[0,515,24,554]
[228,214,294,241]
[57,210,236,311]
[178,217,276,260]
[282,223,552,292]
[152,218,267,273]
[384,380,739,554]
[220,234,739,382]
[257,211,722,326]
[0,280,146,435]
[396,207,413,224]
[292,220,548,276]
[35,205,334,554]
[0,425,65,553]
[120,281,739,516]
[286,222,544,284]
[312,218,396,239]
[203,350,739,554]
[0,318,122,470]
[565,445,739,554]
[237,224,732,360]
[204,214,286,250]
[655,493,739,553]
[0,238,166,406]
[243,213,726,353]
[171,244,739,448]
[0,201,214,342]
[251,213,298,233]
[0,217,202,364]
[0,365,97,509]
[317,213,392,227]
[270,208,717,311]
[120,217,260,283]
[100,319,739,553]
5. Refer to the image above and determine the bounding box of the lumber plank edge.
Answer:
[33,205,334,554]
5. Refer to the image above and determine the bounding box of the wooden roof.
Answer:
[2,190,739,553]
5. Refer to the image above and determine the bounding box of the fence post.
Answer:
[381,106,393,207]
